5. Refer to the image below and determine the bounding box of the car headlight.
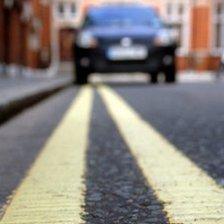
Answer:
[154,29,178,46]
[76,32,98,48]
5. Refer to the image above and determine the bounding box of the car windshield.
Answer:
[84,5,162,28]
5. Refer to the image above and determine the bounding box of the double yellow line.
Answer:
[1,86,224,224]
[99,87,224,224]
[0,87,93,224]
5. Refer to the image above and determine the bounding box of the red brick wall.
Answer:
[39,3,51,68]
[191,6,211,51]
[8,9,22,65]
[25,0,52,69]
[188,5,212,71]
[26,0,40,69]
[20,23,29,67]
[0,0,52,71]
[177,56,190,71]
[0,2,4,64]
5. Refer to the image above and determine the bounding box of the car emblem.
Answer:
[121,37,132,47]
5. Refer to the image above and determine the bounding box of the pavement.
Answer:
[0,78,224,223]
[0,67,219,125]
[90,71,219,84]
[0,74,73,124]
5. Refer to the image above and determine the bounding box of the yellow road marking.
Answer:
[99,86,224,224]
[0,86,93,224]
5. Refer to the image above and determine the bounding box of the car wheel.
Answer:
[164,63,176,83]
[74,65,89,85]
[150,72,158,84]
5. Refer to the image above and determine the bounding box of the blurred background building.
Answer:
[53,0,82,62]
[0,0,52,76]
[0,0,224,76]
[161,0,222,71]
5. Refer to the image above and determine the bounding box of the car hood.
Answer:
[85,25,159,40]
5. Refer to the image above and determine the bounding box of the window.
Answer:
[178,3,184,15]
[55,1,77,20]
[71,3,76,15]
[213,1,224,53]
[164,0,190,55]
[167,3,172,16]
[58,2,64,15]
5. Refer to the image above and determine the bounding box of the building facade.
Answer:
[2,0,222,74]
[53,0,82,62]
[0,0,52,76]
[158,0,223,71]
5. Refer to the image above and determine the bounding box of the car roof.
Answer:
[87,4,157,19]
[88,4,155,13]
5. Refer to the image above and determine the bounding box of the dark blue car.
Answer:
[74,4,177,84]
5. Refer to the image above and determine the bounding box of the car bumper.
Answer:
[74,45,177,73]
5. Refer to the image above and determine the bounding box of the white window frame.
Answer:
[57,1,65,17]
[212,0,224,56]
[64,2,75,19]
[70,3,77,16]
[163,0,191,56]
[54,1,77,20]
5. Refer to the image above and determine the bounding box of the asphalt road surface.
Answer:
[0,79,224,223]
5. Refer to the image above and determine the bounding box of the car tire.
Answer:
[74,65,89,85]
[150,72,158,84]
[164,63,176,83]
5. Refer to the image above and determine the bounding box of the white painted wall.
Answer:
[53,0,83,29]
